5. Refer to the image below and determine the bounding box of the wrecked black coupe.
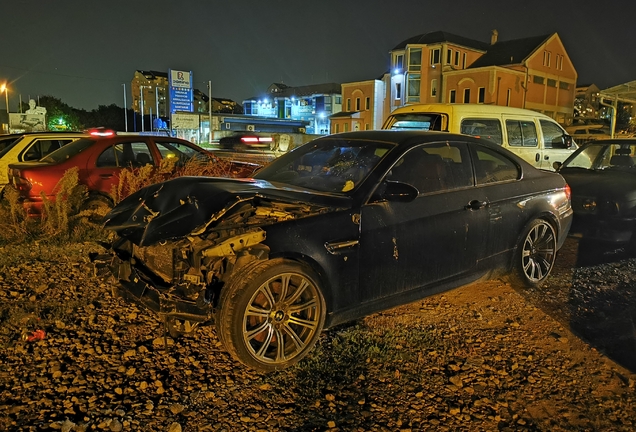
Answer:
[95,130,573,372]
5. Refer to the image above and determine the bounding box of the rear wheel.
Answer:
[509,219,557,288]
[81,195,113,223]
[217,258,326,372]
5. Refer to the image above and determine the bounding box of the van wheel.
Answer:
[508,219,557,288]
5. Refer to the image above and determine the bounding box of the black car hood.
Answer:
[103,176,352,246]
[561,168,636,199]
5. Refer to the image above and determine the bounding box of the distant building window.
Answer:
[543,51,551,67]
[533,75,545,84]
[365,123,370,130]
[506,89,511,106]
[446,49,452,64]
[478,87,485,103]
[365,97,370,110]
[407,74,421,103]
[449,89,456,103]
[409,48,422,71]
[559,81,570,90]
[356,98,361,111]
[395,83,402,100]
[335,124,340,133]
[463,88,471,103]
[547,79,557,87]
[455,51,460,66]
[394,53,404,71]
[430,48,440,65]
[462,53,467,68]
[431,79,438,97]
[346,98,351,111]
[344,123,349,132]
[244,101,253,115]
[335,96,342,104]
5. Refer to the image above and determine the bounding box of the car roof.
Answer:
[319,129,491,147]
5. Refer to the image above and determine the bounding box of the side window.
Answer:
[156,141,201,164]
[471,146,520,185]
[505,120,538,147]
[460,118,503,145]
[387,142,473,194]
[540,120,567,149]
[96,142,152,168]
[22,139,72,161]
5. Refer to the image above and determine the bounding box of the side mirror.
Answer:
[551,135,573,149]
[553,161,562,171]
[373,180,419,203]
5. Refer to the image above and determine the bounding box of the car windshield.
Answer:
[562,143,636,170]
[385,113,446,131]
[254,138,394,193]
[40,138,96,163]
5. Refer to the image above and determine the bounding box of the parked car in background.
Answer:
[565,125,612,145]
[0,131,87,192]
[382,103,576,171]
[93,130,573,372]
[7,130,259,215]
[218,132,274,151]
[555,139,636,250]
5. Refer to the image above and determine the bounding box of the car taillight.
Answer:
[564,183,571,201]
[9,169,32,192]
[87,128,116,137]
[240,136,273,144]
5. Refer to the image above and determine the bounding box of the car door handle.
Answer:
[535,153,540,162]
[100,174,113,179]
[465,200,488,210]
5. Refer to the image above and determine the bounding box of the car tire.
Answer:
[217,258,326,372]
[508,219,557,288]
[81,195,113,222]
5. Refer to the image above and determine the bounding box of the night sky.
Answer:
[1,0,634,111]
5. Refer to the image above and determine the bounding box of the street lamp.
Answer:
[1,83,8,133]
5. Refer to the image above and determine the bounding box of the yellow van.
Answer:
[382,103,576,170]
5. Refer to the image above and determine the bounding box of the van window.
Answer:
[386,113,446,131]
[540,120,567,149]
[460,119,503,145]
[506,120,538,147]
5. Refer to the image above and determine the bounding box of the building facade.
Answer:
[336,30,578,132]
[242,83,342,135]
[330,79,386,133]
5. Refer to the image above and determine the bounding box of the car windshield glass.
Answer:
[563,143,636,170]
[40,138,96,163]
[254,138,394,193]
[386,113,446,131]
[0,135,24,158]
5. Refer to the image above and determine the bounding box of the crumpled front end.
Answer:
[93,177,339,330]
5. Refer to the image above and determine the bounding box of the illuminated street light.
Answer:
[1,83,8,133]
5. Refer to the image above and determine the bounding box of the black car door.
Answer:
[358,141,490,301]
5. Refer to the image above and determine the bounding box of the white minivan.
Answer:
[382,103,576,170]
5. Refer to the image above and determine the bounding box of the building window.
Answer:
[543,51,551,67]
[446,49,452,64]
[335,96,341,104]
[533,75,545,84]
[335,124,340,133]
[344,123,349,132]
[430,48,440,65]
[244,101,253,115]
[462,53,467,68]
[365,123,370,130]
[356,98,361,111]
[547,79,557,87]
[559,81,570,90]
[463,88,470,103]
[409,48,422,71]
[478,87,485,103]
[365,97,370,110]
[506,89,511,106]
[449,89,456,103]
[395,82,402,100]
[407,74,421,103]
[394,53,404,71]
[431,79,438,97]
[455,51,460,66]
[346,98,351,111]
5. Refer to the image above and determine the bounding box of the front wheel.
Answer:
[217,259,326,372]
[509,219,557,288]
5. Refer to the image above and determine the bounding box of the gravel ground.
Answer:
[0,238,635,431]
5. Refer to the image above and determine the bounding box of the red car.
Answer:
[7,130,259,215]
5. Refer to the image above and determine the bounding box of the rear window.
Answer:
[40,138,95,163]
[385,113,446,131]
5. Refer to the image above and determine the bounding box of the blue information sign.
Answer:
[168,69,193,113]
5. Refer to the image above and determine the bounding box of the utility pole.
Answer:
[122,83,128,132]
[140,87,145,132]
[208,81,213,144]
